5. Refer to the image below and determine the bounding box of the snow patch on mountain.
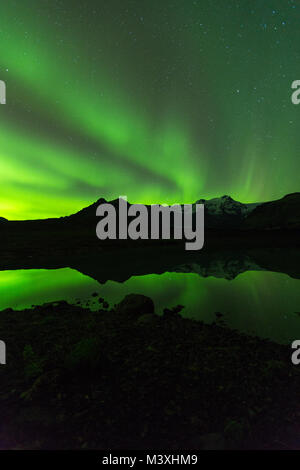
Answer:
[194,195,261,218]
[174,257,263,280]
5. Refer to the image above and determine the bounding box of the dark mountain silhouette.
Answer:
[0,193,298,270]
[0,194,299,287]
[69,195,258,228]
[66,193,300,231]
[1,193,299,232]
[243,193,300,230]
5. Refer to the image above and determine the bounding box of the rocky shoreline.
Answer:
[0,294,299,450]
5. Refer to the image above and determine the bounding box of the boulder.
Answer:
[116,294,154,317]
[136,313,157,326]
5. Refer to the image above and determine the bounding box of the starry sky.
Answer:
[0,0,299,220]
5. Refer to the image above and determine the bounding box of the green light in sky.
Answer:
[0,1,299,219]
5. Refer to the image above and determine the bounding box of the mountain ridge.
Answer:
[1,193,299,231]
[68,192,300,231]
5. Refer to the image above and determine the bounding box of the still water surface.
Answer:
[0,268,299,344]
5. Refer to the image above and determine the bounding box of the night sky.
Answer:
[0,0,299,220]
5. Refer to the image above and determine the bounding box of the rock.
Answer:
[163,305,184,317]
[136,313,157,326]
[64,338,101,372]
[116,294,154,317]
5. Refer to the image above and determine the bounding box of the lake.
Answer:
[0,267,299,344]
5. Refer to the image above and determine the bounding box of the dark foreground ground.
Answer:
[0,294,299,450]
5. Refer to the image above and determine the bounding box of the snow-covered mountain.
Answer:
[195,195,260,216]
[69,193,299,231]
[192,195,262,229]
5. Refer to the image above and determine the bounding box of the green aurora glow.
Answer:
[1,268,299,343]
[0,0,299,219]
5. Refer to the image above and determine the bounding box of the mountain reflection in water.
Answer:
[0,263,299,344]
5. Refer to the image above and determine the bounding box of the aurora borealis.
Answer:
[0,0,300,220]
